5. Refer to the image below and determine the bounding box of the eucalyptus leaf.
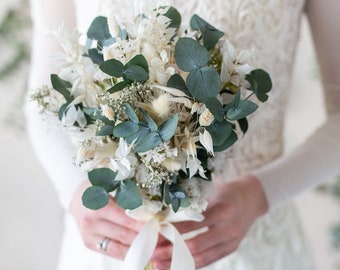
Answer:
[58,103,69,120]
[126,54,149,72]
[214,130,238,152]
[125,124,150,144]
[87,48,104,65]
[134,131,162,153]
[87,16,112,41]
[245,69,272,102]
[124,65,149,82]
[140,110,158,132]
[167,74,190,96]
[190,14,224,51]
[125,103,139,123]
[187,67,220,102]
[175,37,210,72]
[159,114,178,141]
[50,74,73,103]
[113,121,139,137]
[164,6,181,29]
[205,97,224,121]
[107,81,129,93]
[206,121,233,146]
[96,125,114,136]
[116,180,142,210]
[226,100,258,121]
[100,59,124,77]
[88,168,119,192]
[238,118,249,135]
[82,186,109,210]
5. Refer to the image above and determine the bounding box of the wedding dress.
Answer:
[25,0,340,269]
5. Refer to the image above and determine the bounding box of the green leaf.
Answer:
[159,114,178,141]
[113,121,139,138]
[245,69,272,102]
[96,125,114,136]
[167,74,190,96]
[164,6,181,29]
[100,59,125,77]
[134,131,162,153]
[205,97,224,121]
[187,67,220,102]
[141,110,158,132]
[87,48,104,65]
[126,54,149,73]
[238,118,249,135]
[175,37,210,72]
[87,16,112,41]
[190,14,224,51]
[58,103,69,120]
[83,107,115,126]
[164,183,189,212]
[107,81,129,93]
[116,180,142,210]
[50,74,73,103]
[125,124,149,144]
[206,121,233,146]
[124,65,149,82]
[88,168,119,192]
[125,103,139,123]
[214,130,238,152]
[226,100,258,121]
[82,186,109,210]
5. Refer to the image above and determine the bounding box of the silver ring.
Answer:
[97,238,110,252]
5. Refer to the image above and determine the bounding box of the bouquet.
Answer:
[31,3,271,270]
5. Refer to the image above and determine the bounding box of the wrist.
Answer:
[238,174,269,218]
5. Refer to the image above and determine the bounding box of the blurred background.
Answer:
[0,0,340,269]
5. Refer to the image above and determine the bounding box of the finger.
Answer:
[91,219,139,246]
[95,198,145,232]
[175,201,234,234]
[95,236,131,260]
[194,239,240,269]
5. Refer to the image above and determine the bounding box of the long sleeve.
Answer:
[252,0,340,208]
[25,0,86,209]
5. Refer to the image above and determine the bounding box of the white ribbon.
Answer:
[122,207,204,270]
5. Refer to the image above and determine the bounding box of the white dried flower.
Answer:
[151,93,170,118]
[199,109,214,127]
[199,130,214,157]
[100,104,115,121]
[162,158,181,172]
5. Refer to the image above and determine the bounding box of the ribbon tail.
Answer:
[122,218,159,270]
[160,223,195,270]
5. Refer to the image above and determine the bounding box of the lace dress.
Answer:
[26,0,340,269]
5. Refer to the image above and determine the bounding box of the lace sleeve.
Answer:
[252,0,340,208]
[25,0,86,209]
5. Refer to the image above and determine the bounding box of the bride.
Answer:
[26,0,340,269]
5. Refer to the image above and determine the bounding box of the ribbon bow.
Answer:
[122,207,204,270]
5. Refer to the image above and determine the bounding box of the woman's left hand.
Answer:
[151,173,269,269]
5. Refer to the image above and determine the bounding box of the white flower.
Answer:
[110,138,137,180]
[162,158,181,172]
[62,105,87,128]
[199,108,214,127]
[199,130,214,157]
[186,156,206,179]
[152,94,170,118]
[100,104,115,121]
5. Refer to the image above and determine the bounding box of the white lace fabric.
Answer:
[25,0,340,269]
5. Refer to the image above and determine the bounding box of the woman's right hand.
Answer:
[69,181,145,259]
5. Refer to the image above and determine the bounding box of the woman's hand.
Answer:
[152,174,269,269]
[69,181,144,259]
